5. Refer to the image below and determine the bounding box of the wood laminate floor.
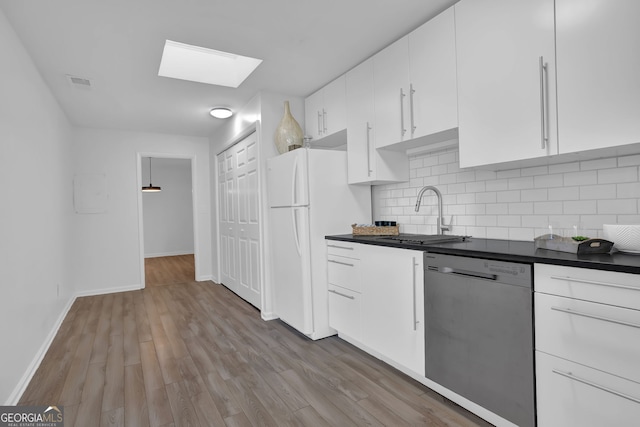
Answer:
[145,255,195,287]
[19,257,492,426]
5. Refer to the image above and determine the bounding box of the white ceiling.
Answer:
[0,0,458,138]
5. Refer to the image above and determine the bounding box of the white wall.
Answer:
[373,147,640,240]
[72,128,212,294]
[0,10,74,404]
[142,158,194,257]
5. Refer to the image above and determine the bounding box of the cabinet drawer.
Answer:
[535,293,640,383]
[535,264,640,310]
[536,351,640,427]
[328,255,361,292]
[328,284,361,340]
[326,241,359,258]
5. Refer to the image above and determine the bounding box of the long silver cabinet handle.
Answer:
[551,306,640,329]
[317,111,323,136]
[328,259,355,267]
[400,88,407,137]
[322,109,327,134]
[329,289,355,300]
[409,83,416,136]
[366,121,372,176]
[412,258,419,331]
[550,275,640,292]
[552,369,640,405]
[539,56,549,149]
[327,244,354,250]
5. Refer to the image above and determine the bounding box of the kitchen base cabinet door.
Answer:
[536,351,640,427]
[328,284,361,341]
[361,245,424,376]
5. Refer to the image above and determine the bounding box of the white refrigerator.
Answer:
[267,148,371,340]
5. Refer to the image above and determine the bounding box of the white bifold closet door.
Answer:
[217,132,261,308]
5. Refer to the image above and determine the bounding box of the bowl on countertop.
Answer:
[603,224,640,254]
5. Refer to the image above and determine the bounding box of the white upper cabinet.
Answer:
[373,6,458,150]
[346,58,409,185]
[373,36,411,148]
[304,75,347,147]
[555,0,640,154]
[408,7,458,140]
[455,0,558,168]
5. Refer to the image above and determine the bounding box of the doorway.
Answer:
[217,131,262,308]
[138,155,198,287]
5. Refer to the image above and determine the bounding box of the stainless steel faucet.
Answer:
[415,185,450,235]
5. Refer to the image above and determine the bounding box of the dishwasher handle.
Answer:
[440,266,497,281]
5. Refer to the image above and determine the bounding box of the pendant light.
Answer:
[141,157,161,192]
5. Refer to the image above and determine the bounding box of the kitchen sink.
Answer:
[373,234,469,245]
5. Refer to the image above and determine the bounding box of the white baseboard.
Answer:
[144,251,194,259]
[74,284,143,297]
[5,295,76,405]
[195,275,213,282]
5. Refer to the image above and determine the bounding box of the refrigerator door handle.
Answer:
[291,156,299,206]
[292,208,302,256]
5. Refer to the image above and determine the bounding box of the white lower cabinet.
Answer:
[327,243,362,341]
[535,264,640,426]
[326,242,425,376]
[360,244,425,376]
[328,284,361,341]
[536,351,640,427]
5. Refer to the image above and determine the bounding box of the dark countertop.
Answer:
[326,234,640,274]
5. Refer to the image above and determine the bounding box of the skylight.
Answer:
[158,40,262,88]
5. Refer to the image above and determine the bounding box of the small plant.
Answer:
[572,236,589,242]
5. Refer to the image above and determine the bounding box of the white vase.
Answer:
[274,101,303,154]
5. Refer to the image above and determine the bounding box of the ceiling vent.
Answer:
[66,74,92,90]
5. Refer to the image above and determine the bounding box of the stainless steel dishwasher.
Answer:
[424,253,535,427]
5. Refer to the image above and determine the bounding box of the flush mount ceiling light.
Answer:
[209,107,233,119]
[141,157,161,193]
[158,40,262,88]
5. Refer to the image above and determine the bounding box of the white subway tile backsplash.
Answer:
[372,147,640,242]
[534,201,563,215]
[477,215,497,226]
[486,179,509,191]
[548,162,579,174]
[522,215,550,228]
[563,200,597,215]
[618,154,640,167]
[548,186,579,201]
[581,158,616,171]
[509,203,534,215]
[564,170,598,186]
[598,167,638,184]
[486,203,509,215]
[497,191,521,203]
[521,189,548,202]
[457,193,476,205]
[438,152,456,165]
[497,215,521,227]
[534,174,564,188]
[497,169,521,179]
[508,176,535,190]
[617,182,640,198]
[521,166,549,176]
[597,199,637,214]
[579,184,617,200]
[476,192,497,203]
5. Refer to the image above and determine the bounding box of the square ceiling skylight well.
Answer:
[158,40,262,88]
